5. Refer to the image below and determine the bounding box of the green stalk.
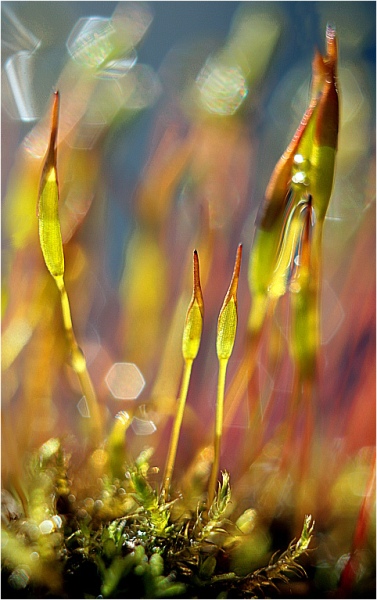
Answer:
[162,358,193,498]
[208,358,228,506]
[208,245,242,507]
[55,275,102,444]
[37,92,102,444]
[162,250,204,499]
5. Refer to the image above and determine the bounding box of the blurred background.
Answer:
[1,0,375,519]
[1,3,376,595]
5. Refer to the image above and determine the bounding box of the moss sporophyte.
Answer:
[2,14,375,600]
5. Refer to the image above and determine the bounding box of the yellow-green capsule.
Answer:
[247,55,321,334]
[37,91,64,279]
[217,245,242,361]
[182,250,204,361]
[256,48,323,234]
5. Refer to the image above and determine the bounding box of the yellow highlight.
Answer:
[1,318,33,371]
[4,161,40,249]
[46,167,56,182]
[71,347,87,374]
[247,293,268,334]
[120,231,168,368]
[90,449,108,470]
[109,411,131,446]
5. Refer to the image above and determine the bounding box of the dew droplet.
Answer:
[51,515,62,529]
[30,551,39,562]
[39,519,54,534]
[94,499,104,511]
[292,170,308,185]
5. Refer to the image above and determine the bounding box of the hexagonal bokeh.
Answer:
[105,362,145,400]
[77,396,90,418]
[196,58,248,116]
[131,416,157,436]
[66,17,115,68]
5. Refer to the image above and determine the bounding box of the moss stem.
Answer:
[208,357,228,506]
[162,358,193,498]
[56,275,102,444]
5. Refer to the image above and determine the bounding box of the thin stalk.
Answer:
[162,358,193,498]
[162,250,204,498]
[339,454,376,596]
[208,358,228,506]
[279,370,302,473]
[208,245,242,506]
[37,92,102,445]
[56,275,102,444]
[300,378,315,477]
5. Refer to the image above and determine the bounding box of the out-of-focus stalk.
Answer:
[288,198,318,380]
[289,26,339,383]
[339,454,376,597]
[282,28,339,486]
[247,47,324,336]
[37,92,102,444]
[222,47,326,434]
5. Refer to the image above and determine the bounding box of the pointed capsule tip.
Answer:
[192,249,203,312]
[326,23,336,39]
[193,249,199,273]
[310,49,328,102]
[325,24,338,63]
[50,91,60,145]
[216,246,242,360]
[235,244,243,275]
[52,90,59,110]
[227,244,242,298]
